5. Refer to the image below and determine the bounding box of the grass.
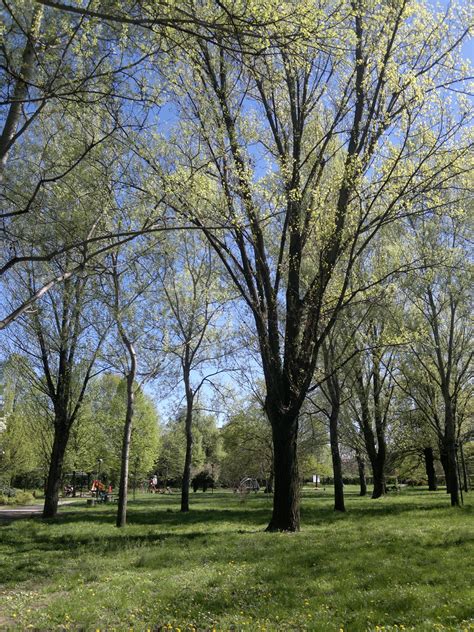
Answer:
[0,486,472,631]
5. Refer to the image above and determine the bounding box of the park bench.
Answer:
[86,492,118,505]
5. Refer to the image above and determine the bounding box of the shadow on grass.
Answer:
[1,490,471,595]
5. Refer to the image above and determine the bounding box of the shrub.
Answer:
[15,490,35,504]
[0,489,35,505]
[191,471,215,492]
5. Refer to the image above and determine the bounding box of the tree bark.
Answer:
[439,447,450,493]
[356,450,367,496]
[371,351,387,499]
[445,439,459,507]
[329,406,345,512]
[181,399,193,512]
[459,443,469,493]
[43,421,69,518]
[443,398,460,506]
[423,447,437,491]
[116,370,135,528]
[371,454,386,499]
[322,342,345,512]
[265,412,300,532]
[355,362,387,501]
[112,253,138,528]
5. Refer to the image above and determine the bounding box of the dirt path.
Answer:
[0,499,80,521]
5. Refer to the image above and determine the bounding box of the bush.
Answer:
[0,486,16,498]
[403,478,427,487]
[15,490,35,504]
[0,489,35,505]
[191,471,215,492]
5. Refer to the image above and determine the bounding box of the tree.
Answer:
[110,253,139,527]
[348,315,398,498]
[80,374,160,484]
[0,356,43,485]
[310,311,374,509]
[220,403,274,489]
[7,252,110,516]
[396,207,472,506]
[157,0,471,529]
[156,232,233,512]
[0,0,165,328]
[155,411,221,486]
[321,341,346,511]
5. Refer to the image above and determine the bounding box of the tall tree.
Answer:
[105,242,164,527]
[348,316,398,499]
[8,260,109,517]
[397,208,472,506]
[157,233,233,512]
[321,341,346,512]
[157,0,471,529]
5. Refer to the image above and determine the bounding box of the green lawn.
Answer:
[0,487,472,631]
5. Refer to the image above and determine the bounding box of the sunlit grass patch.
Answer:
[0,487,472,630]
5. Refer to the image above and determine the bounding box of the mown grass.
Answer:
[0,486,472,631]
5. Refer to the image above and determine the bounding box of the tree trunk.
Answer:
[113,259,138,528]
[439,447,451,493]
[266,413,300,532]
[423,447,437,491]
[443,398,460,506]
[445,439,459,507]
[181,402,193,513]
[459,443,469,493]
[371,456,386,499]
[329,406,345,512]
[116,372,135,528]
[43,421,69,518]
[356,451,367,496]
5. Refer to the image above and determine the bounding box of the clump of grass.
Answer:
[0,487,472,630]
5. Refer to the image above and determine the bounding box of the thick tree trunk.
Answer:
[445,439,459,507]
[329,407,345,512]
[181,404,193,513]
[356,451,367,496]
[266,413,300,532]
[423,447,437,491]
[443,399,460,506]
[371,457,386,499]
[116,373,135,528]
[43,421,69,518]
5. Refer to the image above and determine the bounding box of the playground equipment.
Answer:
[235,477,260,494]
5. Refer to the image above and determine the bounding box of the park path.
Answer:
[0,499,79,521]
